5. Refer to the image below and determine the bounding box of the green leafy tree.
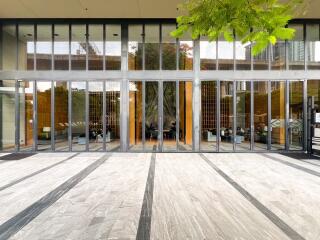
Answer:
[172,0,306,55]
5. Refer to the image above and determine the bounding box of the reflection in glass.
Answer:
[253,45,268,70]
[289,81,303,150]
[179,34,193,70]
[145,82,158,151]
[254,81,268,150]
[106,82,120,151]
[200,38,217,70]
[271,41,286,70]
[306,24,320,70]
[129,81,143,150]
[18,24,34,70]
[308,80,320,150]
[71,82,86,151]
[54,25,69,70]
[163,82,176,151]
[54,81,69,151]
[218,39,234,70]
[37,81,52,151]
[145,25,160,70]
[162,24,177,70]
[88,25,103,70]
[288,24,305,70]
[271,81,285,150]
[0,80,16,151]
[235,40,251,70]
[220,81,233,151]
[71,25,86,70]
[201,81,217,151]
[236,81,251,150]
[36,25,52,70]
[2,25,17,70]
[106,25,121,70]
[179,81,193,151]
[88,82,103,151]
[128,25,143,70]
[19,81,34,151]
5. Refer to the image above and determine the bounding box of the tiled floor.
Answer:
[0,152,320,239]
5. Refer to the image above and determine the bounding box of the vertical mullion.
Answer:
[159,24,162,70]
[285,80,290,150]
[159,81,163,152]
[16,24,19,70]
[34,24,37,71]
[233,32,236,71]
[304,23,307,71]
[268,44,271,70]
[303,79,308,151]
[176,81,179,151]
[233,80,236,151]
[250,81,254,150]
[267,80,271,150]
[33,81,38,151]
[52,24,54,70]
[142,81,146,151]
[86,24,89,71]
[217,80,220,152]
[216,39,219,70]
[85,81,89,151]
[142,24,145,70]
[103,81,106,151]
[68,81,72,151]
[103,24,106,71]
[15,80,20,152]
[51,80,55,151]
[69,24,71,71]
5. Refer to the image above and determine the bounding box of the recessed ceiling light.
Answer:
[113,34,118,36]
[26,34,32,37]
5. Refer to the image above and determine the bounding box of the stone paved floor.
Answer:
[0,152,320,240]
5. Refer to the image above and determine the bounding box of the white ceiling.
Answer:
[0,0,318,19]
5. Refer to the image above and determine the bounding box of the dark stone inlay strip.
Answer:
[136,151,156,240]
[0,153,36,161]
[280,153,320,168]
[0,153,80,192]
[261,153,320,178]
[199,153,305,240]
[0,153,111,240]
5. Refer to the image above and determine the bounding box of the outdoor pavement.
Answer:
[0,152,319,240]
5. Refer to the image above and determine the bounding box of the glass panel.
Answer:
[235,81,251,151]
[54,81,69,151]
[220,81,233,151]
[235,39,251,70]
[18,24,34,70]
[145,82,158,151]
[71,82,86,151]
[128,25,143,70]
[106,25,121,70]
[37,81,52,151]
[106,81,120,151]
[19,80,34,152]
[271,41,286,70]
[89,82,103,151]
[71,25,86,70]
[162,24,176,70]
[129,81,143,151]
[201,81,217,151]
[2,25,17,70]
[288,24,305,70]
[218,37,233,70]
[306,24,320,70]
[308,80,320,152]
[36,25,52,70]
[54,25,69,70]
[200,38,217,70]
[0,80,16,151]
[145,24,160,70]
[289,81,303,150]
[88,25,103,70]
[271,81,286,150]
[179,34,193,70]
[163,82,176,151]
[179,81,193,151]
[253,45,269,70]
[254,81,268,150]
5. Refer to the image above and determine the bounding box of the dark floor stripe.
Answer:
[199,153,305,240]
[136,151,156,240]
[0,153,36,161]
[280,153,320,168]
[0,153,111,240]
[261,153,320,178]
[0,153,80,192]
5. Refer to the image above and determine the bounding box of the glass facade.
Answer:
[0,20,318,152]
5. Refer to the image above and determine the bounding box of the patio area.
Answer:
[0,152,319,240]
